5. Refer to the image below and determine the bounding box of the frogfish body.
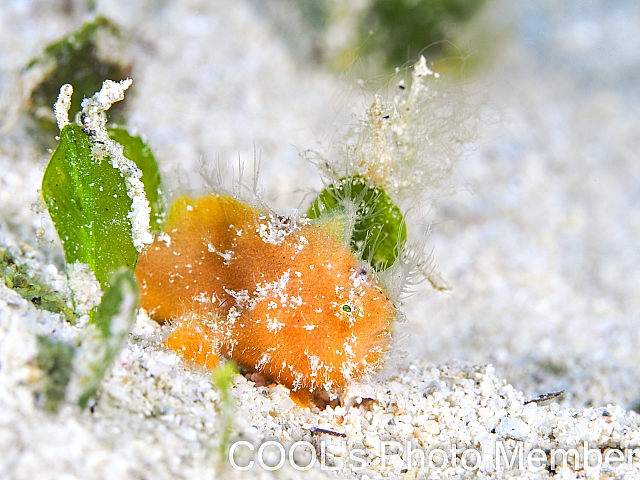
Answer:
[134,194,396,405]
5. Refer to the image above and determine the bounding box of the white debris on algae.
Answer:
[53,80,153,252]
[65,261,103,316]
[53,84,73,130]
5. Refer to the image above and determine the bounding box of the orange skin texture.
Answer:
[135,194,395,405]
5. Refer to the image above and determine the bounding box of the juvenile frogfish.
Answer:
[134,194,397,405]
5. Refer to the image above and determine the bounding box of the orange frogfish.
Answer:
[134,193,397,405]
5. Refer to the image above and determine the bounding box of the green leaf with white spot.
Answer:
[42,124,139,291]
[108,128,165,232]
[77,269,139,409]
[308,175,406,271]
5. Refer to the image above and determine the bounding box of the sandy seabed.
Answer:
[1,0,640,478]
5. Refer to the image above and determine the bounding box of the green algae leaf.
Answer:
[108,128,165,232]
[0,247,74,320]
[26,17,130,140]
[77,269,139,409]
[36,336,76,413]
[308,176,406,271]
[42,124,138,291]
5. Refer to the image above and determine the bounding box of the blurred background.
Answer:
[1,0,639,410]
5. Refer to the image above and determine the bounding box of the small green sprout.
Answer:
[308,175,406,271]
[211,361,238,468]
[77,269,139,409]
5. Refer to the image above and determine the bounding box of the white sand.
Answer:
[1,0,639,478]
